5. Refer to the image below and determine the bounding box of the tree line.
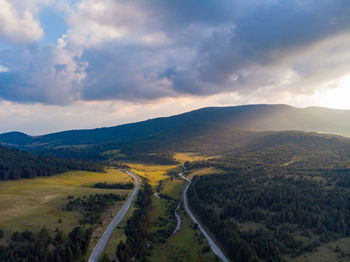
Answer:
[0,146,103,180]
[92,182,134,190]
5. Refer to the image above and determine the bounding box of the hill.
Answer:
[1,104,350,161]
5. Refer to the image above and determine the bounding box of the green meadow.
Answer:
[0,169,133,245]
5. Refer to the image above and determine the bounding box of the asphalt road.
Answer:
[88,169,140,262]
[179,172,230,262]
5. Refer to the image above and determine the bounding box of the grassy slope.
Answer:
[0,169,132,245]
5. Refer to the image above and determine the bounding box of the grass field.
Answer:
[127,162,177,187]
[0,169,133,245]
[173,152,216,164]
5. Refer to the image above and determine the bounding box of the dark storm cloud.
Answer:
[0,0,350,104]
[166,0,350,92]
[79,44,177,101]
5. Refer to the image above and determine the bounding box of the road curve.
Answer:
[179,172,230,262]
[88,169,140,262]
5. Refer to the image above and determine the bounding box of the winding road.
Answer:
[179,172,230,262]
[88,169,140,262]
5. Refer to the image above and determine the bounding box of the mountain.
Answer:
[1,104,349,160]
[0,131,34,147]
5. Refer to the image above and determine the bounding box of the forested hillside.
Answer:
[185,131,350,261]
[0,146,103,180]
[1,105,349,162]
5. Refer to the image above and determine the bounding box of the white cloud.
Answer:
[65,0,149,48]
[0,0,44,43]
[0,0,350,109]
[0,64,8,72]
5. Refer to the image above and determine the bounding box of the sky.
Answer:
[0,0,350,135]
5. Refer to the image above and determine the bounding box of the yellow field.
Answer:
[0,169,133,244]
[173,152,216,164]
[126,162,177,187]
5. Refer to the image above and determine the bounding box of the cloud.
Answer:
[0,43,85,104]
[0,0,350,105]
[166,0,350,89]
[0,0,44,43]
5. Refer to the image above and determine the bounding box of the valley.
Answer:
[1,105,350,262]
[1,0,350,261]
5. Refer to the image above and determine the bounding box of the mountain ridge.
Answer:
[1,104,350,155]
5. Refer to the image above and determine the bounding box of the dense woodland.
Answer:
[117,181,153,262]
[0,146,103,180]
[186,135,350,261]
[0,226,92,262]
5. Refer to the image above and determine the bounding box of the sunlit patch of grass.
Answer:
[126,162,177,187]
[173,152,217,164]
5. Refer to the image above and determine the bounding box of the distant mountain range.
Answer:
[1,104,349,160]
